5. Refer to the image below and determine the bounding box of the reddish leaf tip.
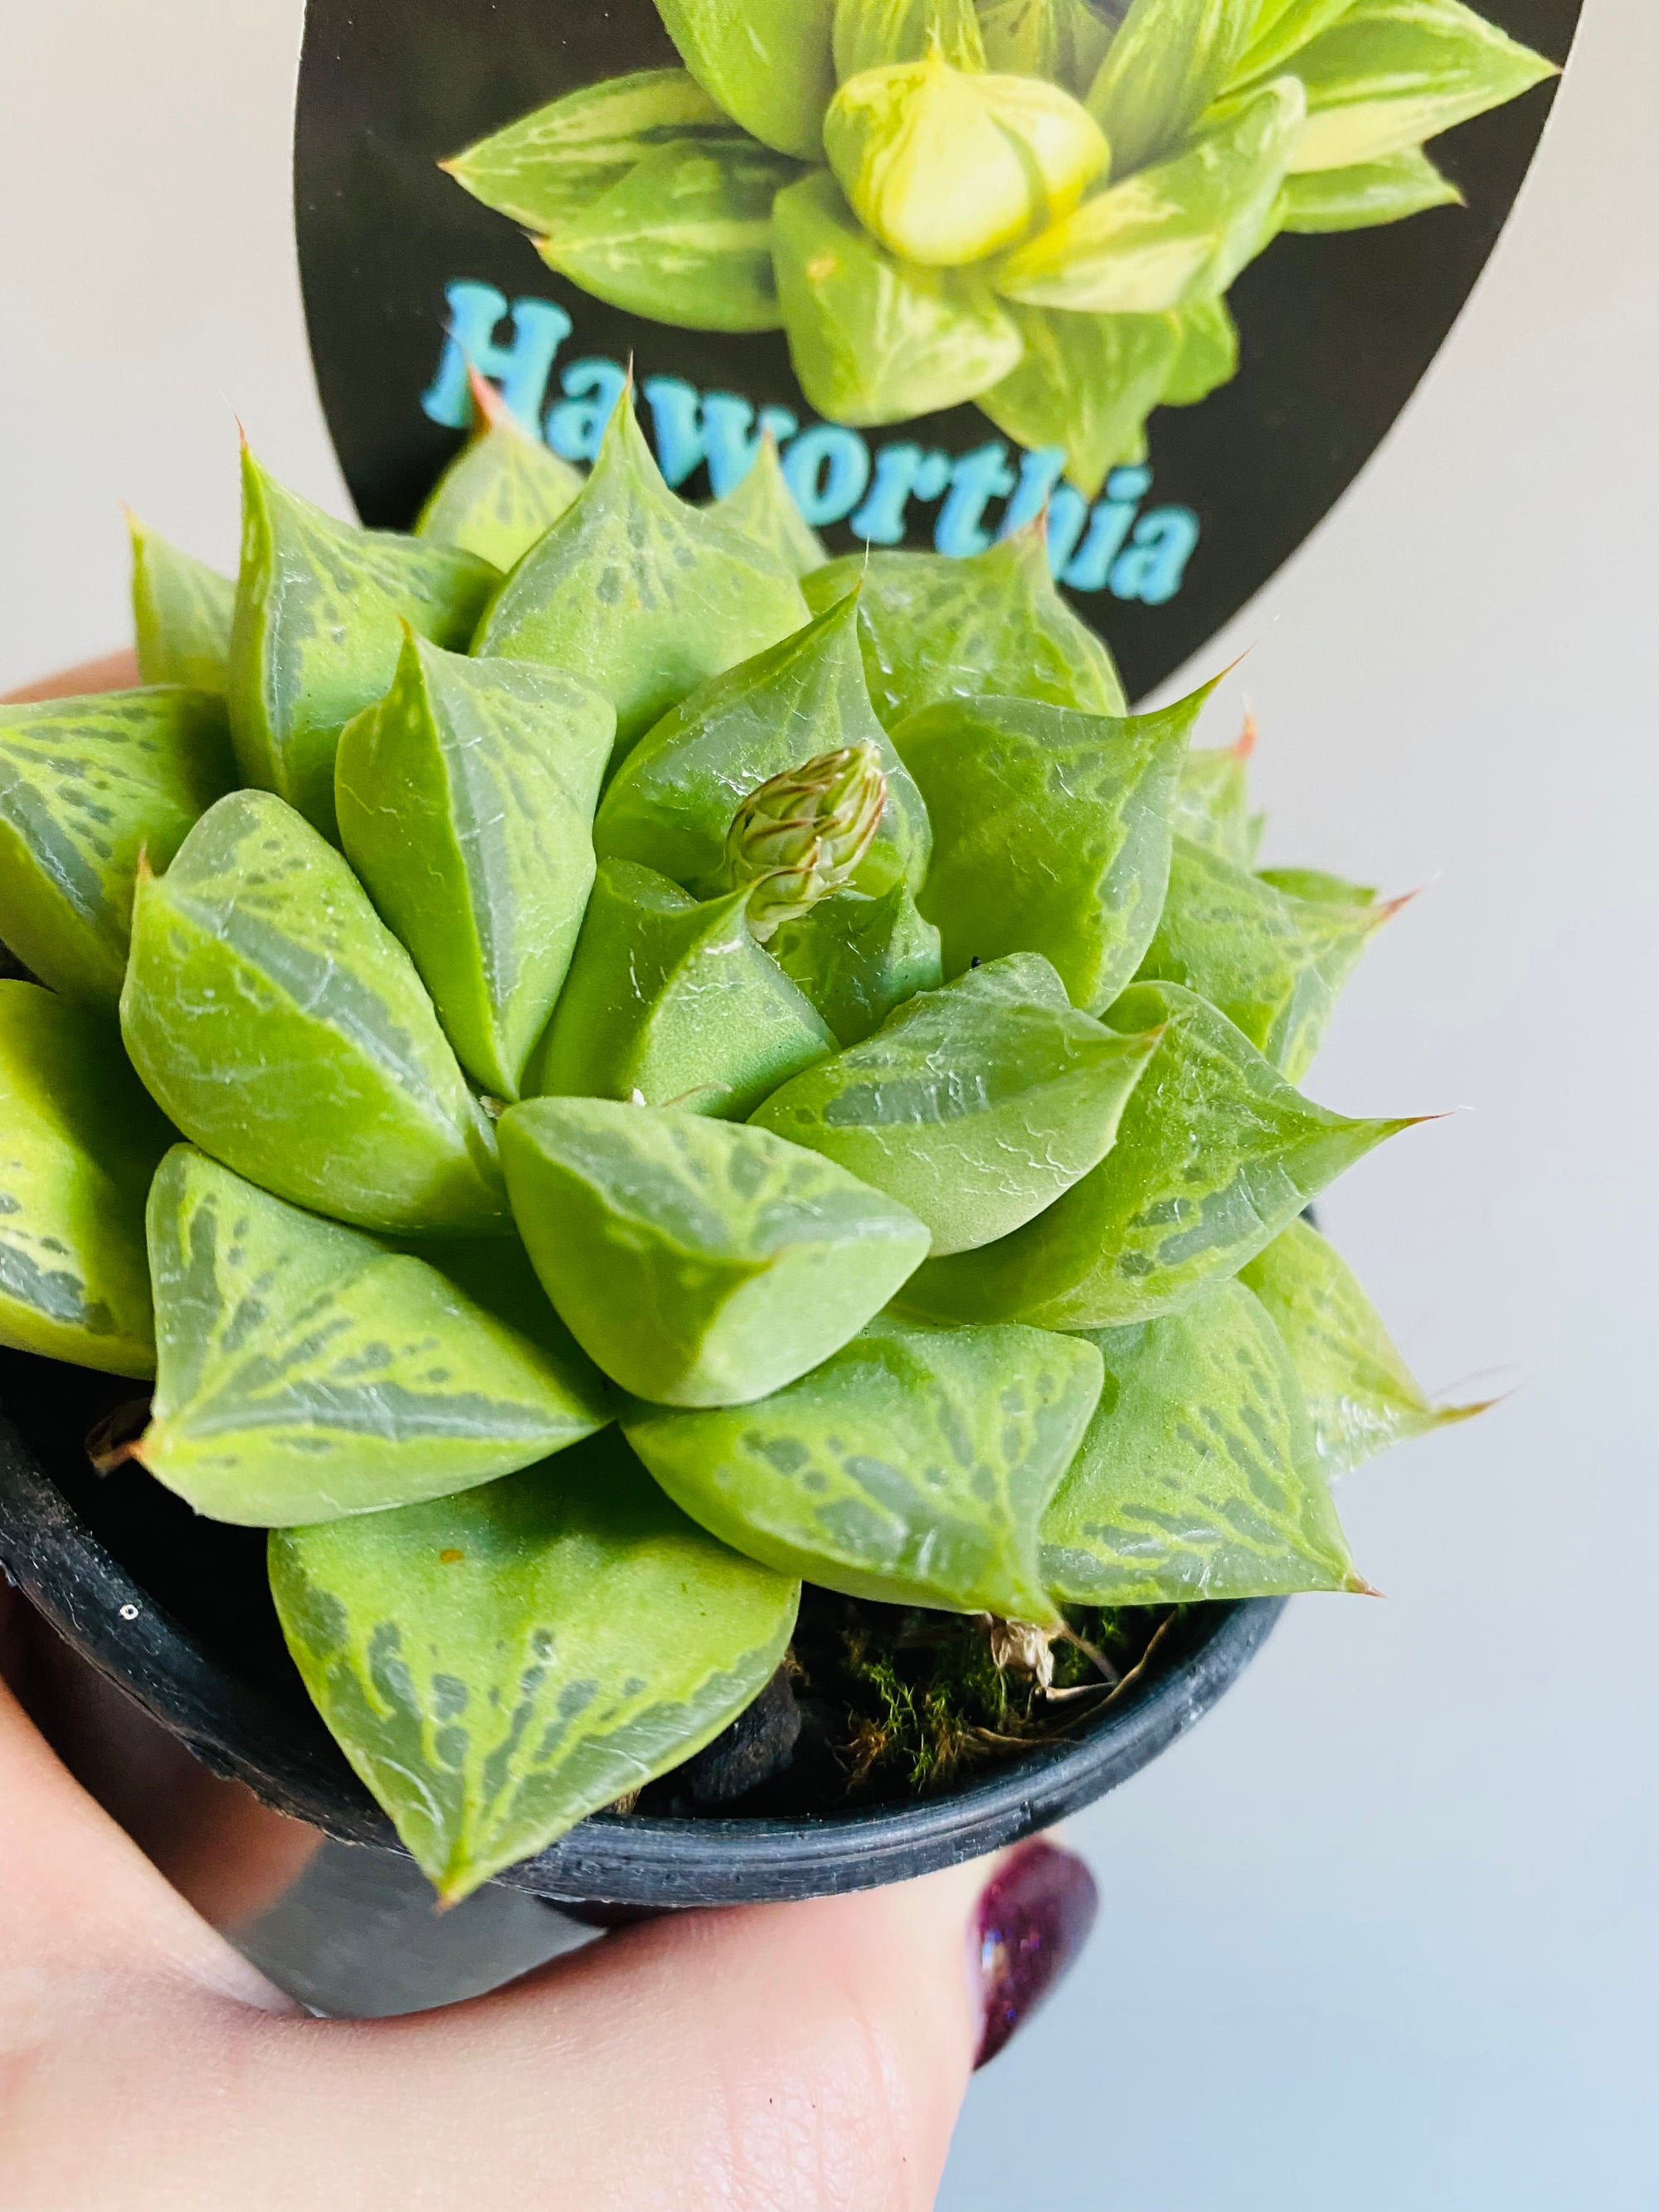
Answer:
[1232,707,1258,762]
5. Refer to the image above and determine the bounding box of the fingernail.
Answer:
[971,1839,1098,2069]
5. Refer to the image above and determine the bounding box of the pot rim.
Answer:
[0,1385,1284,1908]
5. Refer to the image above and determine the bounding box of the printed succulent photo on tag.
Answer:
[294,0,1575,698]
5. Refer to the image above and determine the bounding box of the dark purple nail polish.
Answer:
[972,1840,1098,2069]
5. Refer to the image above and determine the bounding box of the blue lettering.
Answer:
[1046,485,1091,579]
[421,282,572,433]
[643,378,799,494]
[1064,498,1141,592]
[1000,447,1067,540]
[849,444,951,544]
[1111,506,1200,604]
[936,443,1018,557]
[547,358,629,462]
[783,425,873,527]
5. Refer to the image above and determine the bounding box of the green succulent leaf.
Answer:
[997,75,1305,312]
[413,380,586,572]
[538,137,803,333]
[335,632,614,1101]
[227,448,498,841]
[772,170,1025,425]
[441,68,733,232]
[752,953,1159,1253]
[0,982,172,1378]
[835,0,988,79]
[129,520,235,693]
[1137,834,1396,1079]
[527,859,834,1121]
[269,1435,799,1900]
[1172,719,1260,861]
[499,1096,930,1406]
[120,790,508,1237]
[474,393,809,763]
[1160,292,1241,404]
[979,306,1181,497]
[1257,863,1375,904]
[893,683,1209,1013]
[138,1148,611,1527]
[1240,1217,1486,1473]
[977,0,1115,95]
[1277,144,1460,227]
[1040,1277,1363,1602]
[771,882,943,1044]
[1282,0,1556,174]
[656,0,841,159]
[625,1310,1102,1618]
[899,980,1414,1327]
[803,527,1125,727]
[0,687,236,1011]
[825,51,1107,268]
[713,436,828,576]
[1086,0,1260,177]
[1225,0,1356,90]
[595,594,930,902]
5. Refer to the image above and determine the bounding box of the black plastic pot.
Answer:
[0,1349,1282,1908]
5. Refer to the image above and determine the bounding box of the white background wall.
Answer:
[2,3,1654,2205]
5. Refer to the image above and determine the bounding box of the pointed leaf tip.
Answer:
[1233,708,1258,762]
[465,361,514,431]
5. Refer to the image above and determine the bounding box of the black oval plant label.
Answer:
[294,0,1577,702]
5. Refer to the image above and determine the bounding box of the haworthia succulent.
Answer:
[1087,0,1260,177]
[1282,0,1555,174]
[899,981,1414,1327]
[1039,1278,1364,1602]
[1241,1217,1486,1472]
[0,983,172,1378]
[0,688,236,1011]
[980,306,1182,496]
[1161,293,1241,404]
[625,1310,1102,1618]
[334,632,615,1101]
[825,51,1107,269]
[474,395,809,762]
[537,137,805,333]
[996,75,1306,313]
[498,1097,930,1405]
[803,528,1126,727]
[835,0,988,80]
[527,859,834,1120]
[139,1148,611,1526]
[893,684,1209,1013]
[752,954,1159,1252]
[727,741,889,941]
[976,0,1116,95]
[120,790,508,1236]
[1277,145,1461,228]
[1257,864,1375,904]
[1224,0,1356,90]
[442,69,733,233]
[771,170,1025,426]
[413,374,585,571]
[593,593,930,900]
[655,0,841,160]
[1171,722,1261,863]
[227,448,498,840]
[269,1435,800,1899]
[771,882,943,1044]
[129,519,235,693]
[1137,834,1397,1078]
[713,436,828,577]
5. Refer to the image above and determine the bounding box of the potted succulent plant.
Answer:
[0,382,1477,1909]
[440,0,1556,493]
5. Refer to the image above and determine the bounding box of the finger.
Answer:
[2,647,140,704]
[37,1842,1096,2212]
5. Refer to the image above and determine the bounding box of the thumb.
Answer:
[201,1844,1097,2212]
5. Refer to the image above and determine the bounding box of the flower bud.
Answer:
[727,742,888,941]
[824,45,1108,269]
